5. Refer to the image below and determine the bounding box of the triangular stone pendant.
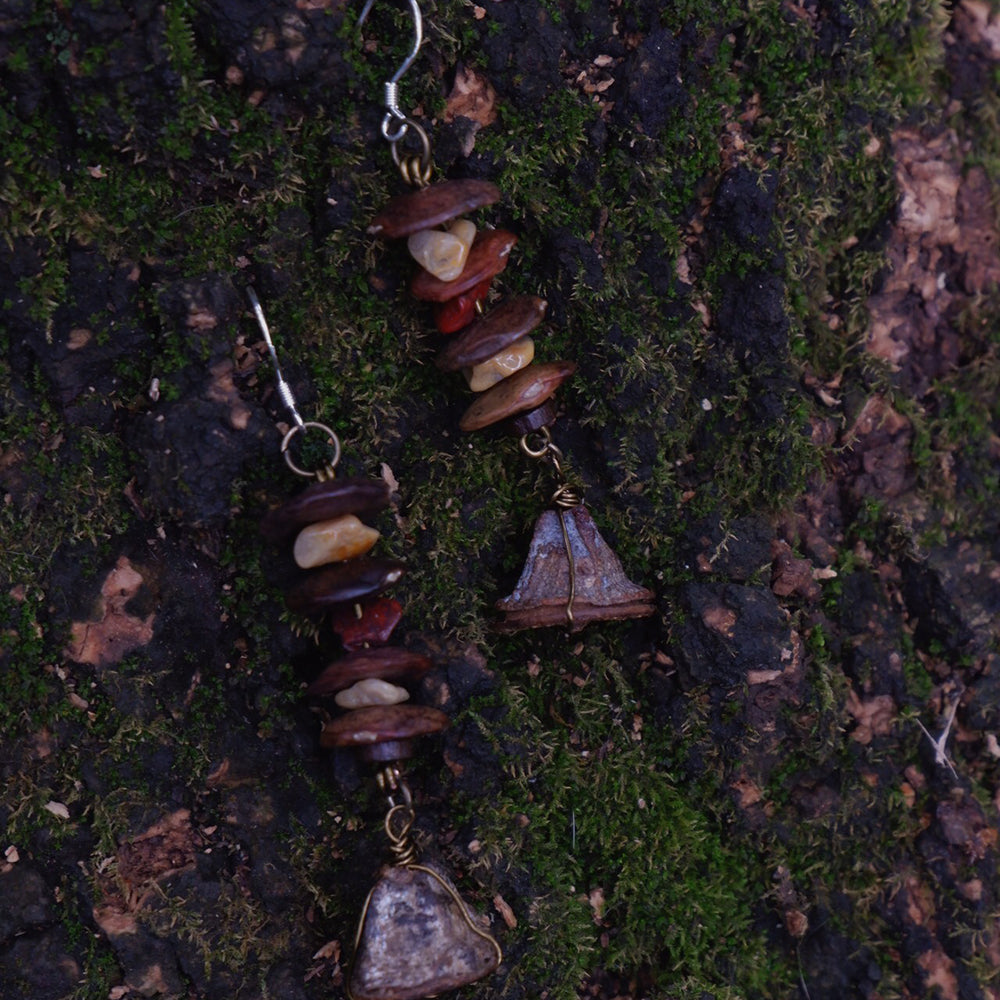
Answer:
[495,504,655,632]
[349,864,501,1000]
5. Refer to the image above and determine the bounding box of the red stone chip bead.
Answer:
[329,597,404,650]
[433,278,493,334]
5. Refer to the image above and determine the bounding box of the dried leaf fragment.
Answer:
[444,65,497,128]
[64,556,155,667]
[845,687,896,744]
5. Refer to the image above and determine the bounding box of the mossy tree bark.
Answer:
[2,2,1000,999]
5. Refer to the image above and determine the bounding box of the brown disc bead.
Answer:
[319,704,450,748]
[435,295,548,372]
[459,360,577,432]
[510,399,559,435]
[286,558,406,614]
[260,477,391,542]
[307,646,433,697]
[368,179,501,239]
[329,597,404,651]
[411,230,517,302]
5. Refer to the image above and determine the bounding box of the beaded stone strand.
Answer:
[367,175,654,632]
[360,0,653,633]
[247,288,501,1000]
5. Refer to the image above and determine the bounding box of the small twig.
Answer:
[914,689,962,779]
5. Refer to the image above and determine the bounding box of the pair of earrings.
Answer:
[248,2,654,996]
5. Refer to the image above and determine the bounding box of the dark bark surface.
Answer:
[2,2,1000,999]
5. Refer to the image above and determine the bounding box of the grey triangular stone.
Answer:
[350,865,500,1000]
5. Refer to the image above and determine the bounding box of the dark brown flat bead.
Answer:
[307,646,433,696]
[411,230,517,303]
[435,295,548,371]
[260,477,391,542]
[459,360,577,432]
[329,597,404,650]
[286,559,405,614]
[368,179,501,239]
[320,704,450,748]
[510,399,559,435]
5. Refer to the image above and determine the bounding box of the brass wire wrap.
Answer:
[376,766,418,866]
[390,118,433,187]
[519,426,584,625]
[385,803,419,866]
[557,509,577,625]
[398,153,433,187]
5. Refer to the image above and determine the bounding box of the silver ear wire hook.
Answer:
[358,0,423,88]
[358,0,429,156]
[246,286,305,431]
[246,287,341,479]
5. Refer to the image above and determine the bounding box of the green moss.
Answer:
[469,649,781,996]
[3,0,998,993]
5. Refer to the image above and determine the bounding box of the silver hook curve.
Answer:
[357,0,424,86]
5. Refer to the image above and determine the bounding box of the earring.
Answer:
[246,289,502,999]
[360,0,655,633]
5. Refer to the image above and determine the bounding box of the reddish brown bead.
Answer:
[459,360,577,432]
[319,704,450,748]
[329,597,404,650]
[260,477,391,542]
[286,559,405,614]
[436,295,548,371]
[510,399,559,435]
[433,278,492,334]
[411,230,517,303]
[368,179,501,239]
[308,646,433,696]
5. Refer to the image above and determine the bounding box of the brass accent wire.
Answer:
[519,427,584,626]
[385,803,419,866]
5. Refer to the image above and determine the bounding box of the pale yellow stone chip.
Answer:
[464,336,535,391]
[448,217,476,251]
[293,515,380,569]
[407,226,472,282]
[334,678,410,710]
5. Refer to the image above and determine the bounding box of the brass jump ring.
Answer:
[520,426,553,460]
[390,117,432,186]
[281,421,342,478]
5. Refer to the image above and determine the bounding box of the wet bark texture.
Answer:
[2,2,1000,999]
